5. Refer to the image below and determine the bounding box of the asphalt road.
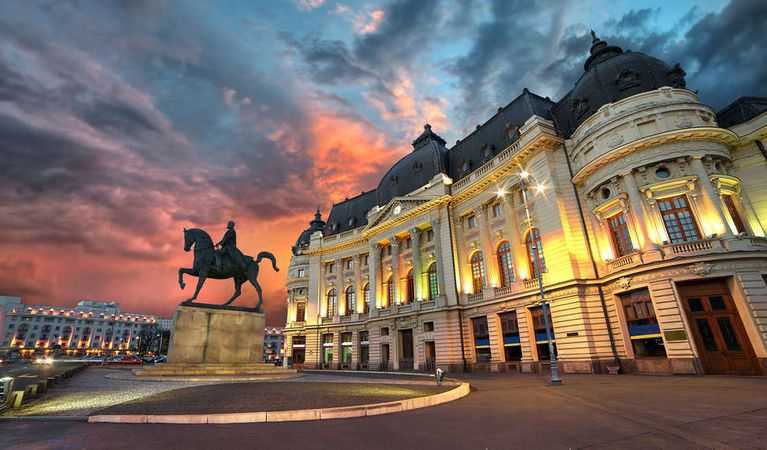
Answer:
[0,361,84,389]
[2,373,766,450]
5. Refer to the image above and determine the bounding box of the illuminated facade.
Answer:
[284,35,767,375]
[0,298,157,355]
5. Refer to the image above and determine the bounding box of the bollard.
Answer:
[435,368,445,386]
[11,391,24,409]
[0,377,14,408]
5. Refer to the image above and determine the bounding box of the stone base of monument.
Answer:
[135,303,296,379]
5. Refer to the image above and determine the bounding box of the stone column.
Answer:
[431,218,447,301]
[368,242,379,312]
[622,171,659,251]
[354,254,363,316]
[477,204,497,288]
[501,191,527,280]
[409,228,422,301]
[690,156,734,238]
[390,236,400,306]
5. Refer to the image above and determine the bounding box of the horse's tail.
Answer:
[256,251,279,272]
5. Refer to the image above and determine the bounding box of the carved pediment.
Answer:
[367,197,432,229]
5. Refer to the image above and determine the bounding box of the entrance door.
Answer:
[399,329,414,370]
[424,341,436,371]
[679,281,761,375]
[380,344,390,371]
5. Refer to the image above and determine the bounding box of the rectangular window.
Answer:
[380,327,389,336]
[359,331,369,366]
[607,212,634,257]
[321,333,334,368]
[620,288,666,358]
[530,306,557,361]
[345,259,353,270]
[722,195,746,234]
[326,262,335,274]
[340,332,353,368]
[499,312,522,361]
[404,238,411,249]
[471,316,491,363]
[492,203,502,218]
[658,195,700,243]
[297,268,305,277]
[295,303,305,322]
[466,214,477,229]
[423,321,434,332]
[362,254,369,266]
[426,229,434,242]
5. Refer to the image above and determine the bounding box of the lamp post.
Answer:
[498,169,562,385]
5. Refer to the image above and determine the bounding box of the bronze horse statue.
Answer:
[178,228,278,311]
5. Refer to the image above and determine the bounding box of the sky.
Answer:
[1,0,765,325]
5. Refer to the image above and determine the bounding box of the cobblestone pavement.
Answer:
[2,372,766,449]
[2,367,441,417]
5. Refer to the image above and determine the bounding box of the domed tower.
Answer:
[292,208,326,256]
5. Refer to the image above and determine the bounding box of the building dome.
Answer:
[292,208,325,254]
[552,31,687,138]
[375,124,449,206]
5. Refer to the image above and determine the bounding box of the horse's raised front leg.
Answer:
[223,277,244,306]
[187,270,207,302]
[178,267,195,290]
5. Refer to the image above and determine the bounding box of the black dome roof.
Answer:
[375,124,449,206]
[552,31,687,137]
[292,209,326,255]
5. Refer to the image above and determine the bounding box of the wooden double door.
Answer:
[679,281,761,375]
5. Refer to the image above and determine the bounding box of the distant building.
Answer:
[157,319,174,331]
[0,298,157,355]
[263,327,284,362]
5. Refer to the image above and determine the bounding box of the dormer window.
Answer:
[461,160,472,174]
[347,217,356,227]
[616,69,641,91]
[572,98,589,119]
[390,175,399,185]
[412,161,423,173]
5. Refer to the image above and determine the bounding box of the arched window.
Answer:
[362,283,370,314]
[344,286,355,316]
[526,228,546,278]
[326,288,337,317]
[385,276,394,308]
[427,263,439,300]
[405,269,415,304]
[497,241,515,287]
[470,251,485,294]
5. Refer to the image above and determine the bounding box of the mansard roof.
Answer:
[447,89,554,182]
[324,190,377,236]
[716,96,767,128]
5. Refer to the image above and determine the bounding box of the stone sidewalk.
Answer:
[2,372,766,449]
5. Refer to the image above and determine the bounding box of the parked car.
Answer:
[106,355,142,365]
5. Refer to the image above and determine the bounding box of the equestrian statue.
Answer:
[178,221,278,311]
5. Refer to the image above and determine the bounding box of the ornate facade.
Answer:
[283,35,767,375]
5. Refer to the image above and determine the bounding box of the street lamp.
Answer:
[498,168,562,385]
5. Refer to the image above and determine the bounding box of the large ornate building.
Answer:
[283,34,767,376]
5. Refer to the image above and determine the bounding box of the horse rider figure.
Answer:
[215,220,246,273]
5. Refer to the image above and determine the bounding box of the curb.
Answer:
[88,382,470,424]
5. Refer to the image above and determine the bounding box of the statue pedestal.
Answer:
[167,303,265,364]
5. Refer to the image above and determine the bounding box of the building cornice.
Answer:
[572,127,739,184]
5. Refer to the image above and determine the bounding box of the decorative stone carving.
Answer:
[617,276,631,290]
[690,262,713,277]
[606,134,624,149]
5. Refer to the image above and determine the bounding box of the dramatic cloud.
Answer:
[0,0,762,326]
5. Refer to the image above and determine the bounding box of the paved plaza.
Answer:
[2,368,766,449]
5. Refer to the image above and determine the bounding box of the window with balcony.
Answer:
[620,288,666,358]
[496,241,515,287]
[427,263,439,300]
[472,316,491,363]
[295,302,305,322]
[405,269,415,304]
[530,306,556,360]
[326,289,337,317]
[500,311,522,361]
[658,195,700,243]
[470,251,485,294]
[344,286,355,316]
[607,212,633,257]
[525,228,546,277]
[722,195,746,234]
